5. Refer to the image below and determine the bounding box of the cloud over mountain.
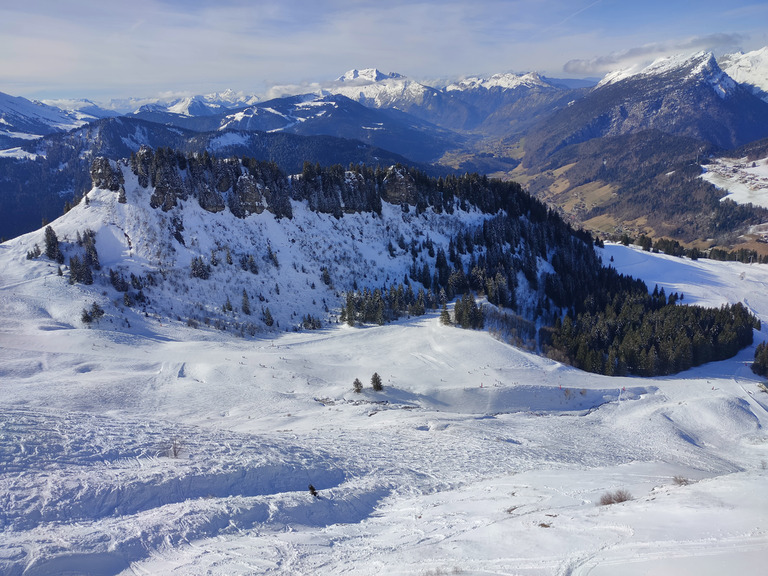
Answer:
[563,33,746,75]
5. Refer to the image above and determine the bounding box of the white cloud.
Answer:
[563,34,745,75]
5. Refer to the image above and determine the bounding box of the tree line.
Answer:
[548,285,758,376]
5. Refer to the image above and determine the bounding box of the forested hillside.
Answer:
[26,148,758,377]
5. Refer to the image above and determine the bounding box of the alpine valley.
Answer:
[2,48,768,576]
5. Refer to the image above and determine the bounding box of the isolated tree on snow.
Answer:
[190,256,211,279]
[353,378,363,393]
[371,372,383,391]
[81,302,104,324]
[44,226,63,263]
[440,302,452,325]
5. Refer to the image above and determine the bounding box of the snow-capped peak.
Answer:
[445,72,553,92]
[336,69,405,84]
[719,46,768,101]
[161,91,262,116]
[167,96,226,117]
[202,89,260,108]
[597,51,737,99]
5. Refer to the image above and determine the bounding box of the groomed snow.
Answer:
[2,223,768,573]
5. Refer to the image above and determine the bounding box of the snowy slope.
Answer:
[2,170,768,574]
[720,47,768,102]
[0,91,86,141]
[40,98,120,121]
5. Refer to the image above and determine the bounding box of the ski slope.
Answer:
[1,241,767,575]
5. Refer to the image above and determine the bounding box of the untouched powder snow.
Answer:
[2,203,768,576]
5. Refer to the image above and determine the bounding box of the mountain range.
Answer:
[2,48,768,247]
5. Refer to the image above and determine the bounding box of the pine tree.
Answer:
[82,230,100,270]
[345,292,356,327]
[353,378,363,393]
[752,342,768,377]
[242,290,251,315]
[44,226,63,263]
[371,372,383,391]
[440,303,452,325]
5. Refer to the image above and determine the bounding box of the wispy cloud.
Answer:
[563,33,745,75]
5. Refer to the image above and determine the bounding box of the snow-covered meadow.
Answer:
[2,222,768,574]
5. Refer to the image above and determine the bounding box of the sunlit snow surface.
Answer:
[2,234,768,574]
[701,156,768,209]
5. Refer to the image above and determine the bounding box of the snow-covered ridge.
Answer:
[96,90,261,117]
[337,68,405,84]
[597,51,737,99]
[0,90,87,138]
[720,46,768,101]
[4,156,497,337]
[165,90,261,116]
[445,72,553,92]
[327,70,436,109]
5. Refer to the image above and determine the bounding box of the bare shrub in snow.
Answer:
[421,568,463,576]
[167,437,183,458]
[599,489,632,506]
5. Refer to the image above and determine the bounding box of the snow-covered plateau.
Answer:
[2,191,768,574]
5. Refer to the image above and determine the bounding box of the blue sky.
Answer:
[2,0,767,101]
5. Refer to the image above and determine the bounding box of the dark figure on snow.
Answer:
[309,484,319,498]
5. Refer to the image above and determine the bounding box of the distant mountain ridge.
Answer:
[524,51,768,163]
[0,91,90,148]
[3,46,768,246]
[0,116,423,241]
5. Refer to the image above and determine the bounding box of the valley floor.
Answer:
[1,245,768,575]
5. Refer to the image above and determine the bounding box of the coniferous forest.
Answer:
[548,287,758,376]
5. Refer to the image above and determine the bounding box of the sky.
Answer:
[2,0,767,103]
